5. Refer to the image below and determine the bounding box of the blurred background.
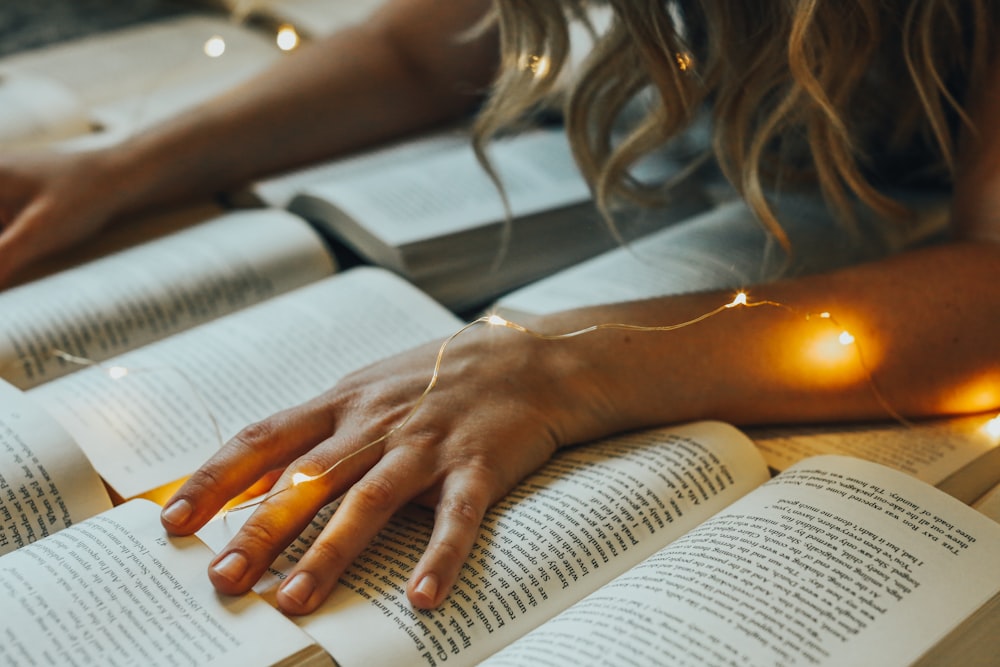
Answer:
[0,0,191,56]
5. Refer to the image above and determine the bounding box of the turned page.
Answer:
[483,455,1000,667]
[0,380,111,556]
[200,421,771,667]
[0,71,91,148]
[246,130,469,209]
[0,209,335,390]
[28,268,462,499]
[293,127,590,248]
[752,414,1000,503]
[495,193,946,318]
[0,499,325,667]
[5,16,280,149]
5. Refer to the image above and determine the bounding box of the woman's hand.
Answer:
[159,322,619,615]
[0,149,130,286]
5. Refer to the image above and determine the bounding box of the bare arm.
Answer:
[114,0,498,209]
[0,0,496,283]
[160,52,1000,617]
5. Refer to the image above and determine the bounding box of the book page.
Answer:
[495,193,948,318]
[224,0,387,37]
[3,16,279,111]
[483,456,1000,666]
[7,201,225,287]
[200,421,771,667]
[0,380,111,557]
[0,499,326,667]
[28,268,462,499]
[244,129,469,209]
[0,209,335,390]
[752,415,1000,504]
[296,128,591,247]
[973,479,1000,522]
[0,71,91,148]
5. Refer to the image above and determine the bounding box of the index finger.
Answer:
[160,400,337,534]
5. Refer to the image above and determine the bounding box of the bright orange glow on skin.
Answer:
[939,376,1000,415]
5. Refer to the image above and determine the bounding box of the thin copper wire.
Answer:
[225,292,907,514]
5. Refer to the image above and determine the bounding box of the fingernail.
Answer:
[280,572,317,608]
[414,574,439,605]
[212,552,249,583]
[161,499,193,527]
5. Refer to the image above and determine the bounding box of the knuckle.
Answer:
[230,419,279,450]
[186,463,228,494]
[348,476,397,514]
[237,521,283,553]
[436,497,482,527]
[427,537,466,565]
[305,538,351,569]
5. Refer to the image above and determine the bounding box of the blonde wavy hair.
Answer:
[473,0,997,248]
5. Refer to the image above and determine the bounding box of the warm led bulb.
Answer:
[726,292,748,308]
[985,415,1000,440]
[107,366,129,380]
[204,36,227,58]
[487,314,508,326]
[276,24,300,51]
[838,331,855,346]
[291,472,314,486]
[519,54,551,78]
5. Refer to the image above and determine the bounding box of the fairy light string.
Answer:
[224,289,911,515]
[34,289,992,517]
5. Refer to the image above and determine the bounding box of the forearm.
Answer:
[101,0,497,215]
[528,239,1000,439]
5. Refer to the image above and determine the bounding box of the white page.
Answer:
[201,421,771,667]
[8,201,225,287]
[0,380,111,557]
[4,16,280,149]
[247,129,469,209]
[974,478,1000,522]
[495,194,949,318]
[0,209,334,390]
[0,71,91,148]
[224,0,387,36]
[28,268,461,498]
[0,499,322,666]
[752,414,1000,488]
[3,16,279,108]
[300,128,592,247]
[484,456,1000,666]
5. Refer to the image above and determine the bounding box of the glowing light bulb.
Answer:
[520,54,551,78]
[275,24,300,51]
[487,314,508,327]
[675,52,693,71]
[838,331,855,346]
[107,366,129,380]
[726,292,748,308]
[985,415,1000,440]
[204,36,226,58]
[291,472,315,486]
[819,312,832,319]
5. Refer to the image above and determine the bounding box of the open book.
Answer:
[494,192,950,318]
[4,407,1000,665]
[0,207,336,393]
[278,126,710,310]
[0,15,281,149]
[191,0,387,38]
